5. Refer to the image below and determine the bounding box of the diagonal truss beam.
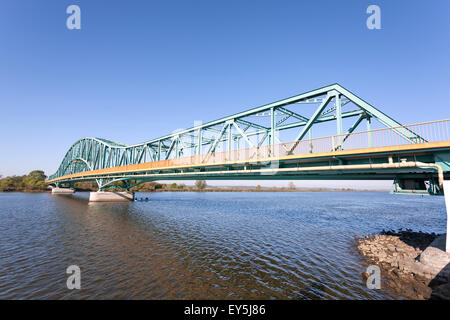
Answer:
[341,114,366,145]
[277,106,309,122]
[203,124,228,162]
[232,121,255,148]
[288,94,333,154]
[333,84,424,143]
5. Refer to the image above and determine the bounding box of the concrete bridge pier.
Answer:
[89,191,134,202]
[443,180,450,253]
[51,187,75,194]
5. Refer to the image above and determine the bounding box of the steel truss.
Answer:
[49,84,423,188]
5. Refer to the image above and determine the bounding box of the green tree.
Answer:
[0,178,16,191]
[23,170,47,190]
[195,180,206,190]
[28,170,47,181]
[0,170,48,192]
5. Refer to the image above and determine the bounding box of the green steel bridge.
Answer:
[46,83,450,251]
[47,83,450,194]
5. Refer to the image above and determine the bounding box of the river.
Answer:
[0,191,446,299]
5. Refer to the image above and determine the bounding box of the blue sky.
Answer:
[0,1,449,188]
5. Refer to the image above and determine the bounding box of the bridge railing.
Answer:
[331,118,449,151]
[121,118,450,169]
[171,118,450,166]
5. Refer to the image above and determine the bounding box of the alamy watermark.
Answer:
[366,5,381,30]
[366,265,381,289]
[66,265,81,290]
[66,5,81,30]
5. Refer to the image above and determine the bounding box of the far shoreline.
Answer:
[0,171,391,194]
[1,187,389,194]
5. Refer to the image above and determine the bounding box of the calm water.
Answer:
[0,191,446,299]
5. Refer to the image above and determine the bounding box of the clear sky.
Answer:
[0,1,449,189]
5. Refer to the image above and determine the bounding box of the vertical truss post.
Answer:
[270,107,276,156]
[335,93,343,150]
[309,127,313,153]
[175,136,179,158]
[367,116,372,147]
[158,141,162,161]
[227,122,232,160]
[197,128,202,156]
[236,137,241,161]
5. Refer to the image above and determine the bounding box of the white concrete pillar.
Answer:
[89,191,134,202]
[51,187,75,194]
[443,180,450,253]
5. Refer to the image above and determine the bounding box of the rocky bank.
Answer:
[357,230,450,299]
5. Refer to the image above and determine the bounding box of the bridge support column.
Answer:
[51,187,75,194]
[443,180,450,253]
[89,191,134,202]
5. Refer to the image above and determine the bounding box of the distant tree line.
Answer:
[73,180,208,192]
[0,175,209,192]
[0,170,47,192]
[0,174,361,193]
[131,180,207,191]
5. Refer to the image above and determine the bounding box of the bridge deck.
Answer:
[47,138,450,183]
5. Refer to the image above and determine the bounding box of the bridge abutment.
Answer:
[89,191,134,202]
